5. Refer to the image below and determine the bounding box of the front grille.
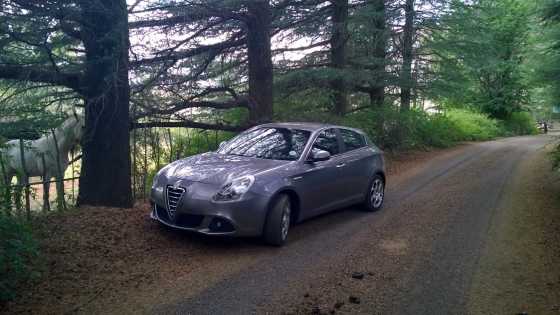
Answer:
[166,186,185,220]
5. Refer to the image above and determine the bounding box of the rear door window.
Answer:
[340,129,366,152]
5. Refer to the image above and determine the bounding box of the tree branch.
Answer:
[0,65,83,92]
[131,38,245,66]
[132,120,248,132]
[135,94,249,119]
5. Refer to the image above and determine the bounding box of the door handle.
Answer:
[336,163,346,168]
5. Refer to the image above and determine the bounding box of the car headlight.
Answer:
[213,175,255,201]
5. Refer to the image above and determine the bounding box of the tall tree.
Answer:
[247,0,274,124]
[429,0,531,119]
[369,0,388,107]
[400,0,415,111]
[128,0,274,128]
[0,0,133,208]
[532,0,560,110]
[79,0,132,207]
[330,0,350,115]
[350,0,388,107]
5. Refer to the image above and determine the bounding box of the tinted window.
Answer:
[312,129,340,155]
[218,128,311,161]
[340,129,366,152]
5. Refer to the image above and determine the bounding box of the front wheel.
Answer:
[363,175,385,212]
[263,194,291,246]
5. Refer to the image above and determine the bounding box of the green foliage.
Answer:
[445,109,502,141]
[530,0,560,117]
[429,0,532,119]
[0,83,74,140]
[340,108,504,150]
[132,128,235,197]
[0,214,40,302]
[501,111,539,135]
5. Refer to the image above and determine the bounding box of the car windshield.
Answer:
[217,127,311,161]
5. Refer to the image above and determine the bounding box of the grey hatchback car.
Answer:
[150,122,385,246]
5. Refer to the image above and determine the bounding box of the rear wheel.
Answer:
[263,194,291,246]
[364,174,385,212]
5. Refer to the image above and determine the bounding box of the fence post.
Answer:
[51,130,67,211]
[186,128,192,156]
[205,131,211,151]
[155,129,161,172]
[18,139,31,220]
[143,127,148,200]
[0,154,12,216]
[167,128,173,163]
[214,130,218,148]
[70,149,75,204]
[132,122,137,200]
[40,153,50,213]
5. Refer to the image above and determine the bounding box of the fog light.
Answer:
[208,218,235,232]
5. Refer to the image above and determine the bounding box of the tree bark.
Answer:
[246,1,274,124]
[77,0,132,208]
[330,0,349,115]
[369,0,387,108]
[400,0,415,111]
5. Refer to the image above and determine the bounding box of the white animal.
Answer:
[0,113,85,192]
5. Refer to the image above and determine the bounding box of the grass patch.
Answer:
[0,214,40,302]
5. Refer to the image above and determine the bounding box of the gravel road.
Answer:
[147,134,559,314]
[5,134,559,315]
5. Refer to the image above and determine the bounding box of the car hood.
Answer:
[159,152,289,185]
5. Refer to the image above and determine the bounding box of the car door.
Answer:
[296,128,347,218]
[338,128,372,202]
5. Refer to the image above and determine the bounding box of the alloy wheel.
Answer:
[281,203,291,240]
[370,178,384,209]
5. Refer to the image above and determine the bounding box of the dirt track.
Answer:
[2,134,560,314]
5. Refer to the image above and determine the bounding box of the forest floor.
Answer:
[1,136,559,314]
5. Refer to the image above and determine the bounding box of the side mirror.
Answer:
[309,150,331,162]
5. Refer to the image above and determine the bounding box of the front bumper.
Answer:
[150,182,270,237]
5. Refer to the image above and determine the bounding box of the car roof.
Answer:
[258,122,358,132]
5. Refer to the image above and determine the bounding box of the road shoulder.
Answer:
[468,143,560,314]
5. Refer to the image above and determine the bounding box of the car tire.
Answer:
[363,174,385,212]
[263,194,291,246]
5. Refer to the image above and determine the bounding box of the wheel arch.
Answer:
[376,170,386,184]
[267,188,301,224]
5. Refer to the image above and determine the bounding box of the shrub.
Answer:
[445,109,502,141]
[501,111,538,135]
[341,107,503,150]
[275,96,532,150]
[0,214,40,302]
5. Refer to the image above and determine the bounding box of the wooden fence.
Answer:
[0,140,80,219]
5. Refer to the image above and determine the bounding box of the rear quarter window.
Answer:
[340,129,366,152]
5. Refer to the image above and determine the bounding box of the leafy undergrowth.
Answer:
[0,215,39,302]
[0,204,167,314]
[277,104,536,151]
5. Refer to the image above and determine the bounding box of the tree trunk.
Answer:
[400,0,415,111]
[369,0,387,108]
[247,1,273,125]
[78,0,132,208]
[330,0,349,115]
